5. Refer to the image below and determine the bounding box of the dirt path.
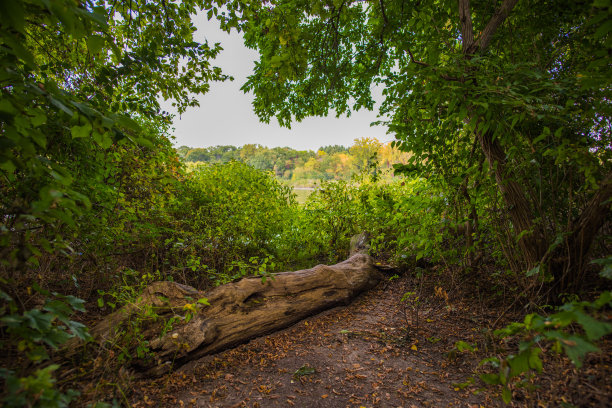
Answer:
[128,274,502,407]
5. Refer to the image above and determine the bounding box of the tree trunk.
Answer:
[478,130,547,267]
[459,0,610,295]
[549,174,612,294]
[479,127,611,294]
[86,254,383,376]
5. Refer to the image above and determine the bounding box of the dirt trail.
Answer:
[128,273,503,407]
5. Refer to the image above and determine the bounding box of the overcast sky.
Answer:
[161,16,392,151]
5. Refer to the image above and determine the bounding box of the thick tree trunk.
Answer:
[549,174,612,293]
[458,0,610,295]
[86,254,382,376]
[479,127,611,293]
[478,130,547,266]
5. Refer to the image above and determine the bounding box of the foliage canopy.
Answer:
[208,0,612,293]
[1,0,611,405]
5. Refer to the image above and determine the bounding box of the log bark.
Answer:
[88,254,383,376]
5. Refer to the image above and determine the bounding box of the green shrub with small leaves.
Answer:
[179,161,295,282]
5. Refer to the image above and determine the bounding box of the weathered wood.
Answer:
[89,254,383,376]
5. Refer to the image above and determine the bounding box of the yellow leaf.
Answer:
[411,344,418,351]
[321,394,328,399]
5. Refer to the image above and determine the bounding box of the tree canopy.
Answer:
[1,0,229,268]
[178,138,410,182]
[207,0,612,294]
[1,1,611,406]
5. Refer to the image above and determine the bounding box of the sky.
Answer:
[161,16,392,151]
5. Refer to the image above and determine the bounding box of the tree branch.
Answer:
[379,0,388,24]
[406,47,429,68]
[458,0,474,53]
[406,47,462,82]
[470,0,520,54]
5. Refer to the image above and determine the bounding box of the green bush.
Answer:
[0,285,90,406]
[178,161,295,284]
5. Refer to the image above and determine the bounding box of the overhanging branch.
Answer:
[469,0,520,54]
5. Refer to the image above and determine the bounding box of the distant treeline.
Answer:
[176,137,411,184]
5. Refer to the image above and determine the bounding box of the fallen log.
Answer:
[88,254,383,376]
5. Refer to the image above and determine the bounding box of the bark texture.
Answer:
[549,174,612,293]
[89,254,383,376]
[478,130,547,266]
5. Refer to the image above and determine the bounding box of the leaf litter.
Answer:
[127,272,611,407]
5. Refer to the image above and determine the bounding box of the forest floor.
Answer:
[123,270,611,408]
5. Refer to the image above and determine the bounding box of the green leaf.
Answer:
[293,365,316,378]
[70,101,99,117]
[528,347,542,372]
[0,315,23,327]
[454,341,475,353]
[115,115,141,131]
[573,311,612,341]
[0,99,18,115]
[599,264,612,280]
[63,295,86,312]
[546,331,600,368]
[508,349,531,377]
[86,35,105,54]
[526,265,540,277]
[0,160,16,173]
[43,300,72,320]
[24,309,54,332]
[502,387,512,404]
[591,256,612,280]
[479,373,500,385]
[50,97,74,116]
[94,131,113,149]
[30,111,47,127]
[0,34,35,65]
[0,1,25,32]
[26,346,50,362]
[136,137,154,148]
[563,336,600,368]
[66,320,90,340]
[71,123,92,139]
[42,330,71,349]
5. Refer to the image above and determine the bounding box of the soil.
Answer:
[119,271,611,408]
